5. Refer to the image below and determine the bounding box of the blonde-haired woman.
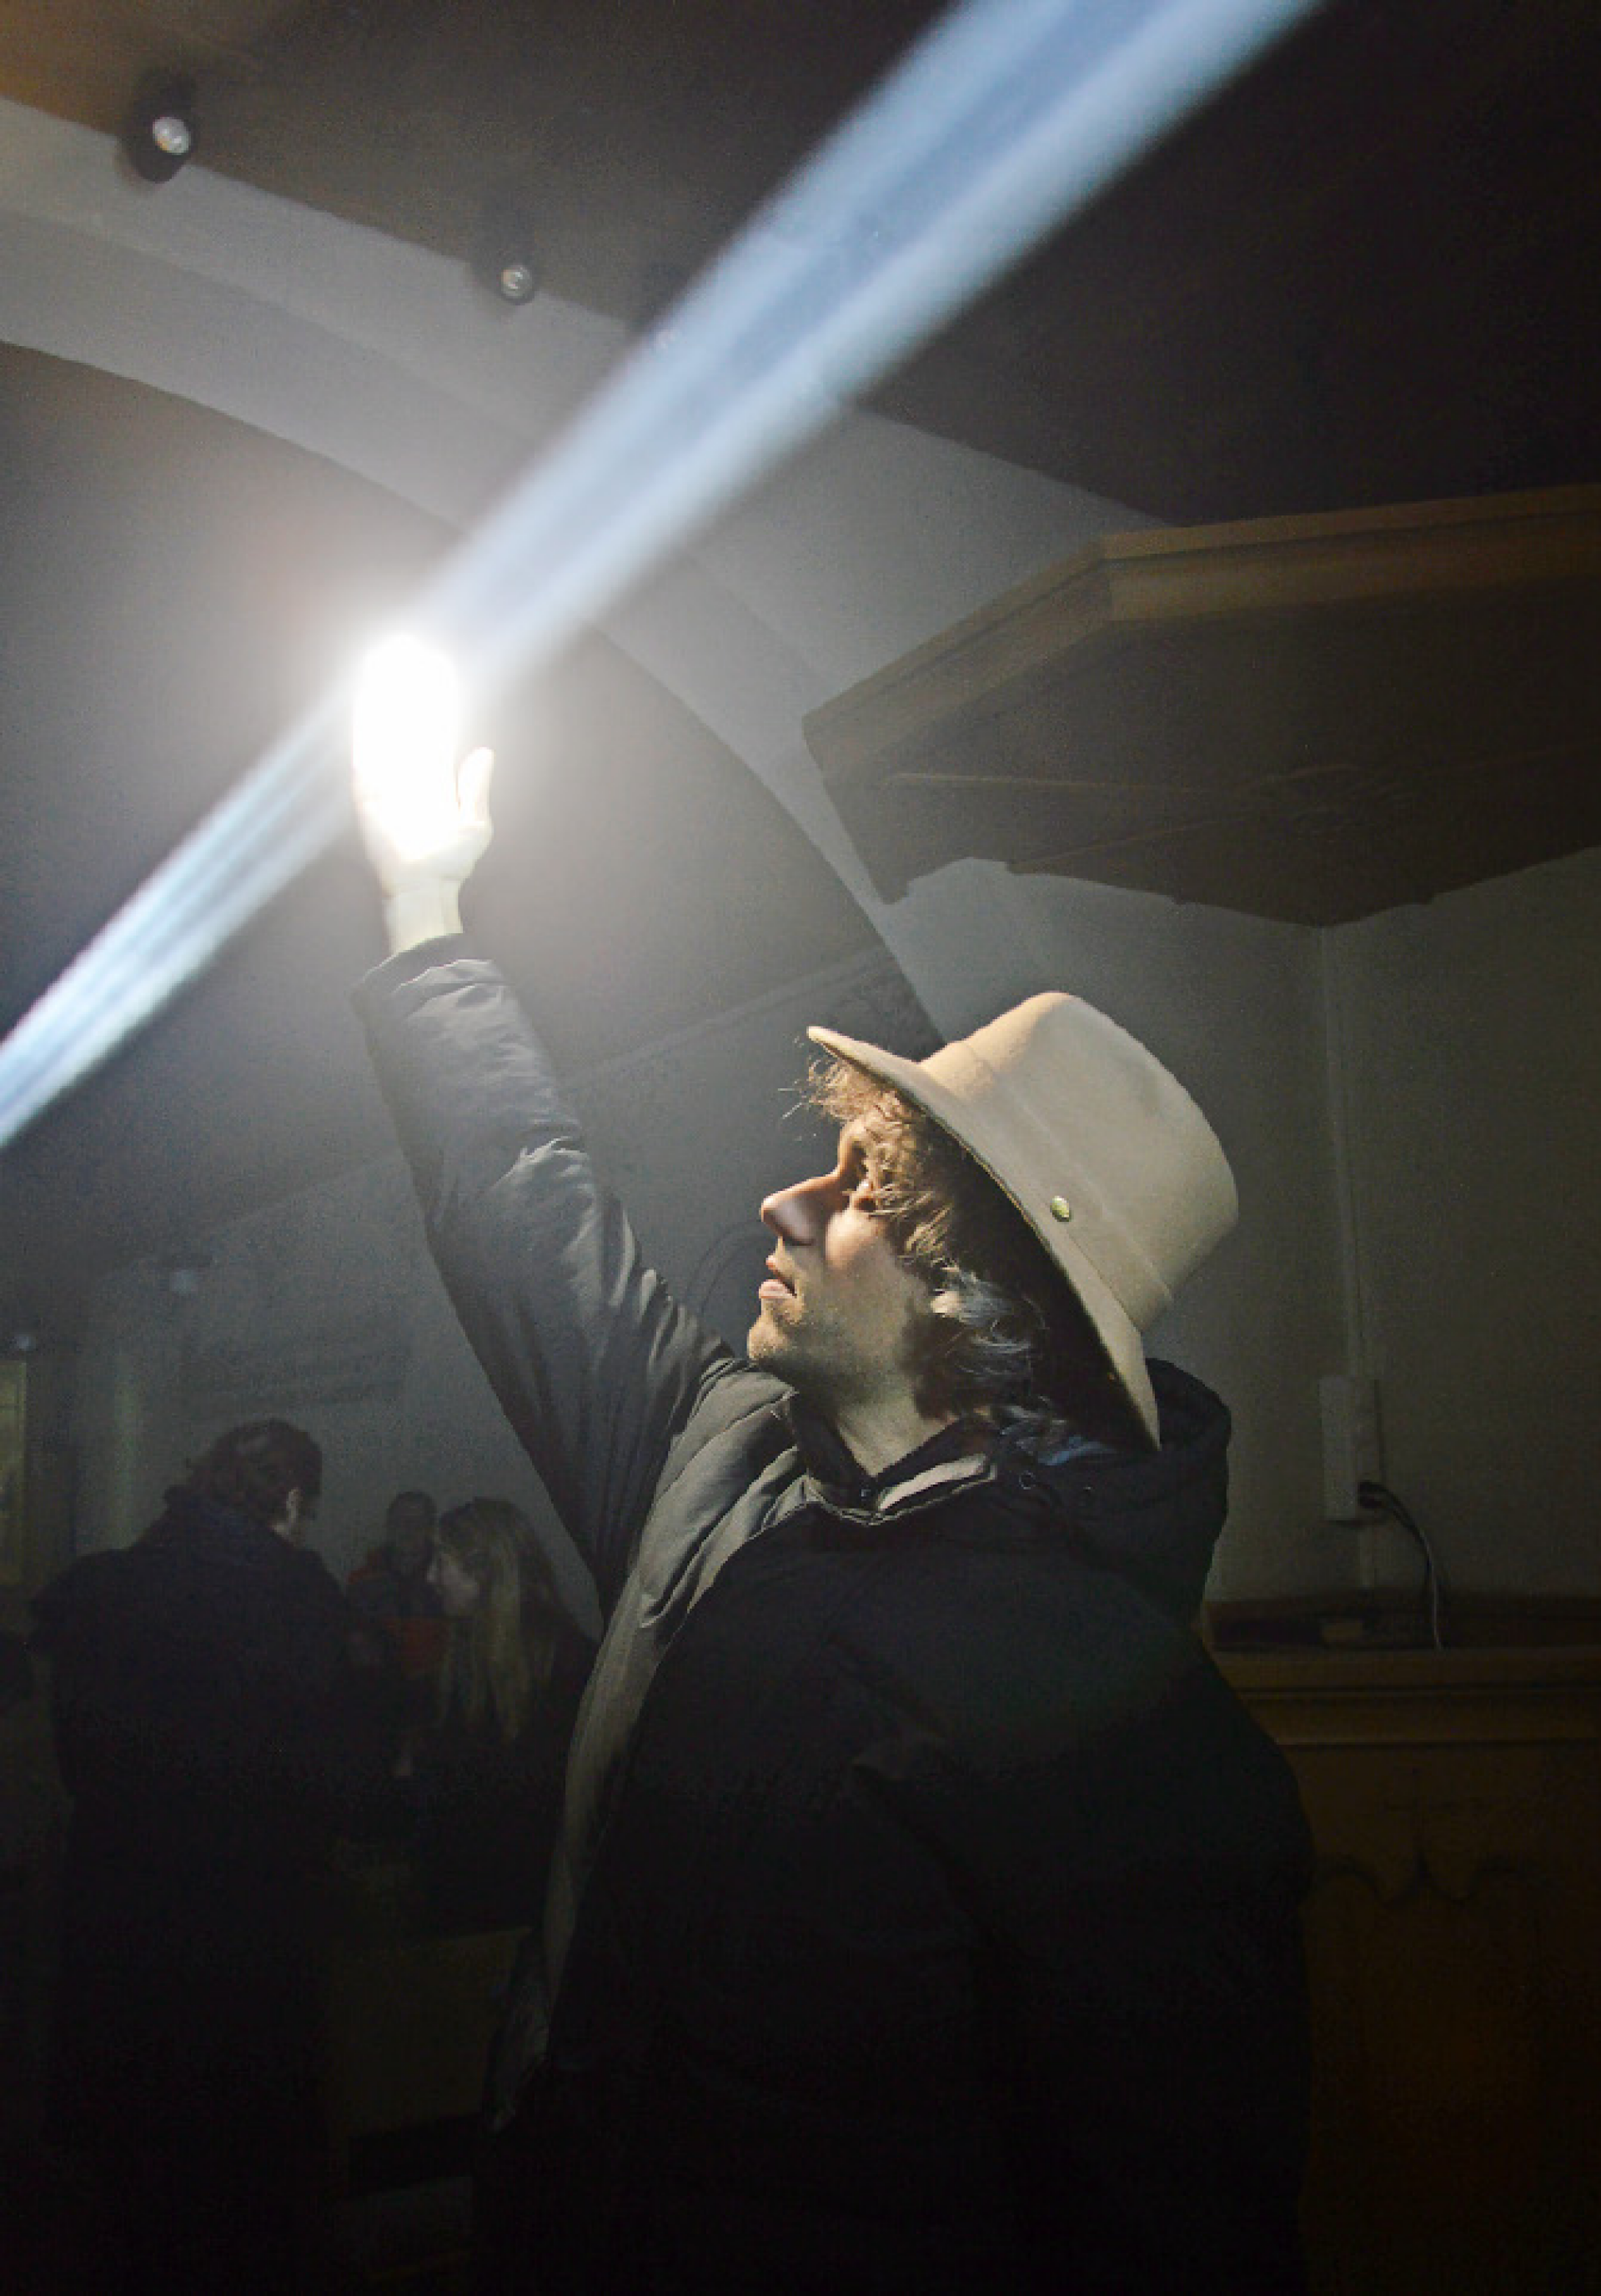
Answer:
[413,1497,590,1934]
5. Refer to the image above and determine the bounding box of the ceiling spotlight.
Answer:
[472,185,540,306]
[123,73,198,183]
[496,259,539,305]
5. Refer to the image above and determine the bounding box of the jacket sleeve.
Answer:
[354,944,736,1610]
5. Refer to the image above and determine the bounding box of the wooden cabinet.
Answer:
[1221,1649,1601,2296]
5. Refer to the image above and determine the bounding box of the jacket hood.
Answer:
[1021,1357,1231,1625]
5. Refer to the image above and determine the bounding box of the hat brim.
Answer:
[808,1023,1160,1446]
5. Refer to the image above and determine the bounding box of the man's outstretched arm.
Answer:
[348,646,749,1607]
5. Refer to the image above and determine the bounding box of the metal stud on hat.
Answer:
[807,992,1237,1446]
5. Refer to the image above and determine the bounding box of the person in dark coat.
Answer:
[32,1418,380,2294]
[350,711,1312,2290]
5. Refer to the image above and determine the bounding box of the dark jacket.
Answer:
[33,1492,384,2145]
[357,947,1312,2295]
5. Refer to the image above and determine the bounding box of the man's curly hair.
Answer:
[808,1056,1142,1448]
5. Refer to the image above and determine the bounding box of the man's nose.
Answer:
[760,1174,825,1241]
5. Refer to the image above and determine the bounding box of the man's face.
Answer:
[748,1123,933,1420]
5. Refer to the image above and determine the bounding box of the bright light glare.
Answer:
[0,0,1325,1155]
[351,636,462,867]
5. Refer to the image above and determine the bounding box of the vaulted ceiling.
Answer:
[2,0,1595,520]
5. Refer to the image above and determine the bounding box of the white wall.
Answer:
[70,1142,604,1613]
[1327,847,1601,1593]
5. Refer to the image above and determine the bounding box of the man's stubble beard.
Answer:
[748,1300,803,1384]
[749,1294,910,1425]
[748,1299,837,1414]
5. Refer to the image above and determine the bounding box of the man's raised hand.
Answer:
[351,636,495,951]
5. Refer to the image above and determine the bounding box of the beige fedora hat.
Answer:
[808,993,1237,1446]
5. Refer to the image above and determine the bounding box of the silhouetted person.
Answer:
[33,1419,380,2293]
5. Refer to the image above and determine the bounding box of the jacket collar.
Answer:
[785,1401,993,1523]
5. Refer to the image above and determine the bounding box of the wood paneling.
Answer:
[1223,1645,1601,2294]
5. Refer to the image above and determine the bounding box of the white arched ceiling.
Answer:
[0,94,1147,964]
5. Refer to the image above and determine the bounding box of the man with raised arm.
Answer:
[350,681,1311,2293]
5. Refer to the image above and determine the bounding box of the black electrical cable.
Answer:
[1359,1480,1448,1650]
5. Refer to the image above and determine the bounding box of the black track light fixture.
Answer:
[123,72,198,183]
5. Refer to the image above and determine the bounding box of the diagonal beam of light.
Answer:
[0,0,1322,1152]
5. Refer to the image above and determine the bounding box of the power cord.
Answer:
[1358,1480,1448,1650]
